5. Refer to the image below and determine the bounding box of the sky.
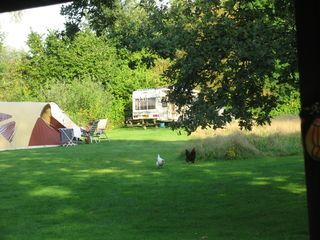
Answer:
[0,3,66,50]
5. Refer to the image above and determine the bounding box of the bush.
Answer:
[271,90,300,116]
[45,79,113,126]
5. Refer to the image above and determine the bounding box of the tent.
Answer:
[0,102,81,150]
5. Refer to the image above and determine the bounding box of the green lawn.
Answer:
[0,128,308,240]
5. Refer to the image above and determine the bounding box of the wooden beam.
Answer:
[295,1,320,239]
[0,0,71,13]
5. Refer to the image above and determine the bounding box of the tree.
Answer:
[163,0,298,133]
[46,78,114,125]
[0,46,27,101]
[60,0,298,133]
[23,29,165,124]
[61,0,179,58]
[60,0,119,36]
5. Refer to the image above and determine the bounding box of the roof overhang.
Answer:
[0,0,72,13]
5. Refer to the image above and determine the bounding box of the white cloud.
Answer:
[0,3,66,50]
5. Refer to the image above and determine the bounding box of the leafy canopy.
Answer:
[61,0,298,133]
[1,0,298,130]
[23,29,164,124]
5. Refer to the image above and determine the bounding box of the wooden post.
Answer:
[295,1,320,239]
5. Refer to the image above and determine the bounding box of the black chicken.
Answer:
[185,147,196,163]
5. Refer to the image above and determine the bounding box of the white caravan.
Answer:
[132,88,179,122]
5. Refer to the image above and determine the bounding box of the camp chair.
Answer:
[96,119,110,141]
[59,128,76,147]
[82,121,100,143]
[87,120,100,143]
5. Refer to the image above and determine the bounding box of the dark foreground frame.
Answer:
[295,1,320,239]
[0,0,70,13]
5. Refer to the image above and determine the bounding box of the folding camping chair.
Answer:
[81,120,100,143]
[88,120,100,143]
[59,128,77,147]
[96,119,110,141]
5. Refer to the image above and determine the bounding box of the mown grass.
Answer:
[0,127,308,240]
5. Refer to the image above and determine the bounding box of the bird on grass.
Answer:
[156,154,165,168]
[185,147,196,163]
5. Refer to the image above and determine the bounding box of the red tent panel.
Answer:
[28,118,61,146]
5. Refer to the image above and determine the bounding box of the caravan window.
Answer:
[161,97,168,107]
[135,98,156,110]
[135,99,140,110]
[148,98,156,109]
[141,99,147,110]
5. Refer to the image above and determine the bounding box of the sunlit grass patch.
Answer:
[29,186,72,198]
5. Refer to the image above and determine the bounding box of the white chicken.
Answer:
[156,154,165,168]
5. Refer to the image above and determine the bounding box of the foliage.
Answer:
[22,30,164,124]
[0,49,28,101]
[61,0,178,58]
[1,27,167,126]
[61,0,299,133]
[61,0,119,36]
[164,0,298,133]
[271,90,300,116]
[45,78,113,125]
[2,0,299,130]
[24,30,121,96]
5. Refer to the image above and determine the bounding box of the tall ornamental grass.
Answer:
[188,115,302,160]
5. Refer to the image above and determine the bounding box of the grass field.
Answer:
[0,127,308,240]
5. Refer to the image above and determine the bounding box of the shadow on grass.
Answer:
[0,137,308,240]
